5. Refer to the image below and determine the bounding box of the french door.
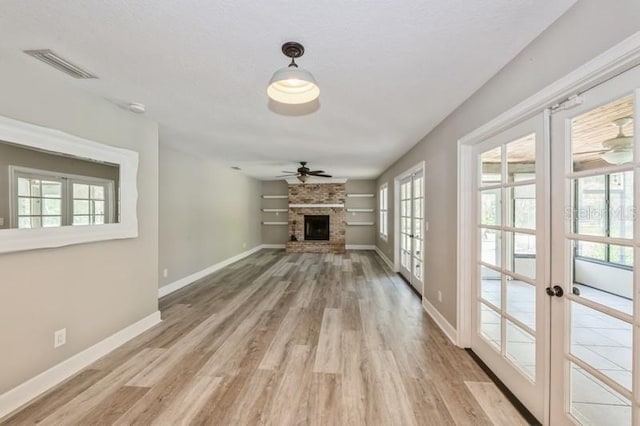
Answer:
[472,113,549,420]
[549,65,640,425]
[399,169,424,294]
[471,65,640,424]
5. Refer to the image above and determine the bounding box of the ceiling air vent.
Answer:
[23,49,97,79]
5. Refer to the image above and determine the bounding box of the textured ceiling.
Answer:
[0,0,576,180]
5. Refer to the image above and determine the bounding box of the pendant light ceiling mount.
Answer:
[281,41,305,64]
[267,41,320,105]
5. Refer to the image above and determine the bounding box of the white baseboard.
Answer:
[422,298,458,346]
[346,244,376,250]
[158,244,265,298]
[374,246,395,270]
[0,310,161,420]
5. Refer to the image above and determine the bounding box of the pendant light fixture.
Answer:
[267,42,319,104]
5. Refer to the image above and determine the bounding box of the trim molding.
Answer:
[0,311,161,420]
[374,246,395,270]
[422,298,458,346]
[261,244,286,249]
[346,244,376,250]
[158,244,264,298]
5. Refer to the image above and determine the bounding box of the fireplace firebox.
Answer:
[304,215,330,240]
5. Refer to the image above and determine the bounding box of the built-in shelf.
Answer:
[346,208,375,212]
[262,195,288,199]
[347,193,374,198]
[262,222,288,225]
[289,203,344,208]
[347,222,375,226]
[262,208,288,212]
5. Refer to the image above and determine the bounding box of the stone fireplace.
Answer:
[286,183,346,254]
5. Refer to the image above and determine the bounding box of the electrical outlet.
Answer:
[54,328,66,348]
[243,242,247,249]
[0,217,4,226]
[425,221,429,231]
[438,291,442,303]
[163,268,168,278]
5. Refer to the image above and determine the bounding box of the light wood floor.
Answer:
[2,250,527,425]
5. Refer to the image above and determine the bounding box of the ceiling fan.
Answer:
[572,117,633,165]
[278,161,332,182]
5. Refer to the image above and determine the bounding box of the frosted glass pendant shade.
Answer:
[267,67,320,104]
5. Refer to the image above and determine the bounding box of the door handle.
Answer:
[546,285,564,297]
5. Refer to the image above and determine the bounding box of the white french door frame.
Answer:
[394,161,426,284]
[457,31,640,424]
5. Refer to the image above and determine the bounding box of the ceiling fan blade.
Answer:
[308,170,325,174]
[281,171,297,174]
[277,173,299,177]
[574,150,607,156]
[309,173,332,178]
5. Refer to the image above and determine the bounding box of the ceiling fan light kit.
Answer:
[267,42,320,105]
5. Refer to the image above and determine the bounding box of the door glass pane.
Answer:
[571,95,634,172]
[73,183,89,199]
[43,199,61,215]
[570,362,631,425]
[90,185,105,200]
[570,301,632,391]
[480,303,501,350]
[506,277,535,330]
[480,146,502,186]
[506,133,536,183]
[17,177,30,196]
[573,241,633,315]
[609,171,633,239]
[505,232,536,280]
[574,175,606,236]
[41,181,61,198]
[480,229,501,267]
[73,215,90,226]
[42,216,61,227]
[506,320,535,380]
[507,185,535,229]
[74,200,89,215]
[480,189,501,225]
[480,265,501,308]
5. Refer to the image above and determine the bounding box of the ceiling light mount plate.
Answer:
[282,42,305,59]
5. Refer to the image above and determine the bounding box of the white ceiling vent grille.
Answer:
[23,49,97,79]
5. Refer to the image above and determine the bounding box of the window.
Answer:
[11,167,115,228]
[574,172,633,267]
[379,183,388,239]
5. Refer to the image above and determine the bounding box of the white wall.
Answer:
[0,50,159,394]
[158,145,262,288]
[376,0,640,327]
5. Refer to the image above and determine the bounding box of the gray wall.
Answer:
[0,141,120,229]
[158,145,262,287]
[376,0,640,327]
[260,179,377,246]
[0,51,159,393]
